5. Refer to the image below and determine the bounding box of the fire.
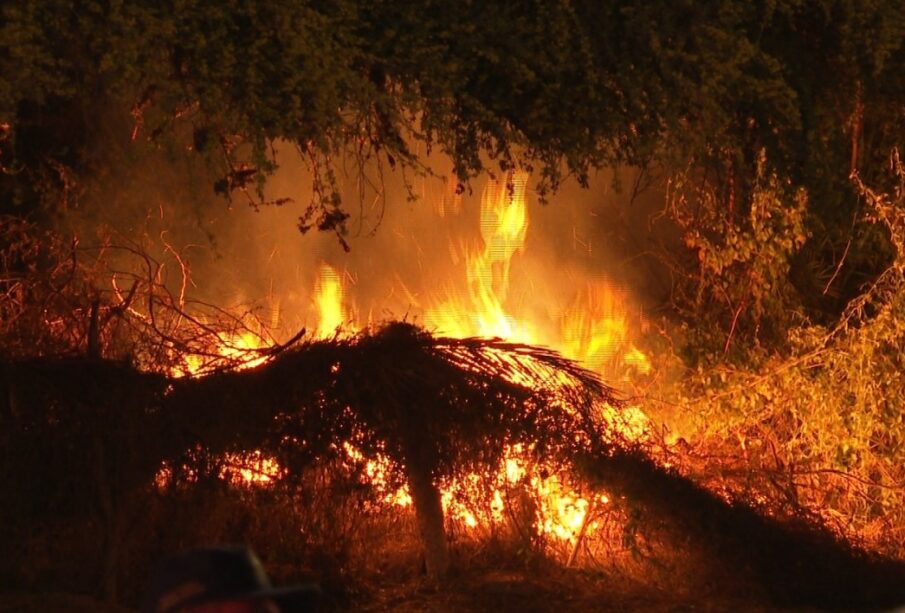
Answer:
[166,170,650,542]
[177,329,268,377]
[425,171,648,384]
[221,450,281,484]
[313,263,347,337]
[418,171,650,541]
[340,437,614,545]
[343,442,413,507]
[427,171,535,343]
[436,445,612,543]
[165,264,355,488]
[154,450,281,489]
[561,283,643,377]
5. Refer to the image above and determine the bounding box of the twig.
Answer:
[567,498,595,567]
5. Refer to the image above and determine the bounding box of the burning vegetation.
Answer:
[2,2,905,610]
[4,160,905,611]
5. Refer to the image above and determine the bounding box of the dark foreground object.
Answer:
[142,545,320,612]
[592,448,905,610]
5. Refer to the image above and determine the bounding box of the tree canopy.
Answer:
[2,1,903,232]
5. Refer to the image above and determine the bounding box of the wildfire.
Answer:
[168,170,651,542]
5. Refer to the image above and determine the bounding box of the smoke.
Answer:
[60,133,679,349]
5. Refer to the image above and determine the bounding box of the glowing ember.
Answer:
[221,450,281,484]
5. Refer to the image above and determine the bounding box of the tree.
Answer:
[1,1,902,242]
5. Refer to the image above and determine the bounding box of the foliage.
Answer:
[667,150,810,360]
[1,1,903,244]
[667,152,905,555]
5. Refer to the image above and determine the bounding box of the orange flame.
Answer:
[427,171,535,343]
[164,171,651,540]
[314,264,346,337]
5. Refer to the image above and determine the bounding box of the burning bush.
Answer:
[5,163,905,609]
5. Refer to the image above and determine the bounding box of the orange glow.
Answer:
[314,264,347,338]
[426,171,535,343]
[163,170,651,538]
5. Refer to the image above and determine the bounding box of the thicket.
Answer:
[653,152,905,557]
[3,210,905,609]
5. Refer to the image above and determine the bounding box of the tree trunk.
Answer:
[398,422,449,581]
[404,457,449,580]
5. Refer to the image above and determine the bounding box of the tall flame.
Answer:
[168,170,652,544]
[427,171,534,342]
[314,264,345,337]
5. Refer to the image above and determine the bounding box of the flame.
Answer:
[221,450,281,484]
[161,263,353,489]
[154,450,281,489]
[427,171,535,343]
[337,439,611,544]
[560,282,649,380]
[177,329,268,376]
[332,171,648,542]
[418,172,648,541]
[162,170,651,541]
[169,326,278,486]
[434,445,612,543]
[314,264,346,337]
[343,442,413,507]
[425,172,648,384]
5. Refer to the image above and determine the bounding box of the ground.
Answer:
[353,566,781,612]
[0,567,793,613]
